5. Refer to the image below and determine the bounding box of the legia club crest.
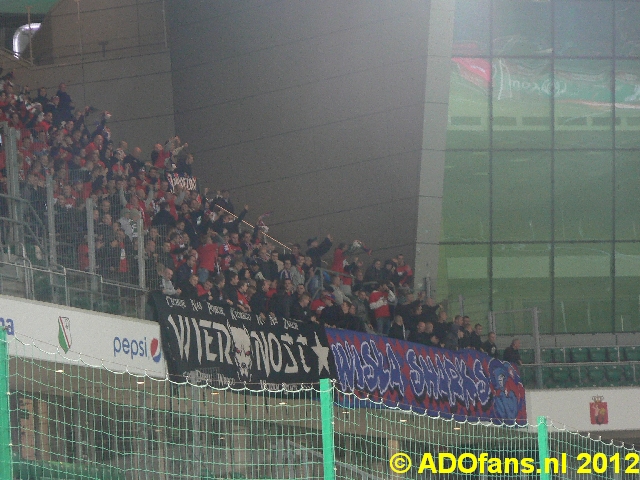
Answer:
[58,316,72,353]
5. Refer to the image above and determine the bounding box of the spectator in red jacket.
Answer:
[196,234,218,282]
[394,254,414,287]
[369,282,396,335]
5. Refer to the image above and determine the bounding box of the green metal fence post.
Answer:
[0,327,13,479]
[319,378,336,480]
[537,415,549,480]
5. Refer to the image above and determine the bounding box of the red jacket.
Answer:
[396,264,413,285]
[369,289,396,319]
[197,243,218,272]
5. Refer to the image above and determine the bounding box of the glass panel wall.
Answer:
[614,243,640,332]
[492,59,552,149]
[436,244,490,325]
[441,152,490,243]
[492,151,551,242]
[615,151,640,240]
[441,0,638,333]
[446,60,490,149]
[615,60,640,148]
[554,151,612,241]
[616,1,640,57]
[492,243,552,334]
[554,1,613,57]
[492,0,552,57]
[554,59,612,150]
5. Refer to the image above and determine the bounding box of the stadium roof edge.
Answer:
[1,0,58,15]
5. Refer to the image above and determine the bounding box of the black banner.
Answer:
[166,173,198,191]
[150,292,335,389]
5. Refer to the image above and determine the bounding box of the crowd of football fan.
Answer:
[0,73,520,362]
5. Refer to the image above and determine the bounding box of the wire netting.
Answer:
[7,336,325,480]
[3,333,640,480]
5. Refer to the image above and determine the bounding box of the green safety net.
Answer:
[2,330,640,480]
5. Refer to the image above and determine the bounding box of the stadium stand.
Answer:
[1,70,640,392]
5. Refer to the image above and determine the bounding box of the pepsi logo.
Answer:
[150,337,162,363]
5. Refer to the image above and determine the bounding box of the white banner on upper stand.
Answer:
[0,294,166,377]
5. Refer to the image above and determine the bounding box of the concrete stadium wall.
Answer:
[2,0,175,157]
[168,0,450,272]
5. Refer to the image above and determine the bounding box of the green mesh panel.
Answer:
[2,332,640,479]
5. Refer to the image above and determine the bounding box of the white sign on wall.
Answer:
[527,387,640,431]
[0,294,166,378]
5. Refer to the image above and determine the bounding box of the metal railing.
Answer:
[304,267,360,300]
[0,46,35,68]
[520,361,640,389]
[489,307,543,388]
[0,254,148,320]
[214,204,292,256]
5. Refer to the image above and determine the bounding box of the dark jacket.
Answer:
[319,304,340,327]
[214,197,234,214]
[482,340,499,359]
[503,346,522,365]
[290,301,313,323]
[262,259,280,281]
[211,208,247,235]
[249,291,270,316]
[388,323,407,341]
[210,286,229,307]
[337,312,365,332]
[152,209,177,229]
[443,323,461,350]
[306,237,332,268]
[175,262,195,289]
[433,320,449,344]
[408,330,432,346]
[420,304,439,324]
[469,332,483,350]
[363,265,384,285]
[180,283,199,300]
[273,291,295,319]
[224,283,240,307]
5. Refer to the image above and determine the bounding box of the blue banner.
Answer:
[326,328,526,424]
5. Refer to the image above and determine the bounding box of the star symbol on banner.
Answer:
[311,332,330,375]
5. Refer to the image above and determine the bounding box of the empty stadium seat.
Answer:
[623,365,638,384]
[519,349,535,364]
[587,366,607,387]
[570,347,589,363]
[624,346,640,362]
[540,348,555,363]
[554,348,568,363]
[589,347,608,362]
[541,367,556,388]
[604,365,627,386]
[519,365,536,387]
[606,347,621,362]
[544,366,578,388]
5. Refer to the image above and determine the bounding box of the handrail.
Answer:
[0,46,34,68]
[65,267,148,294]
[305,267,357,300]
[523,345,631,351]
[213,203,292,255]
[523,360,640,367]
[0,257,148,318]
